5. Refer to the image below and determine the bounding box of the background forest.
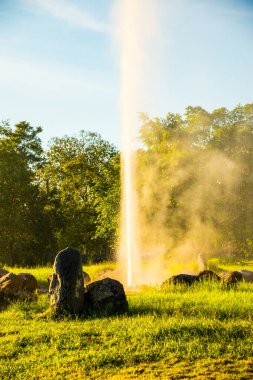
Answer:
[1,102,253,266]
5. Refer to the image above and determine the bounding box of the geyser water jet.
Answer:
[115,0,161,286]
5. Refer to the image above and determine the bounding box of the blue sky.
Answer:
[1,0,253,148]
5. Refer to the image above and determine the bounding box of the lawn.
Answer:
[1,262,253,379]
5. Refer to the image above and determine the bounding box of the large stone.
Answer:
[0,272,23,293]
[0,268,9,279]
[161,274,199,288]
[84,278,128,315]
[17,273,38,293]
[220,271,243,285]
[239,269,253,282]
[0,272,37,310]
[198,270,221,281]
[49,247,85,315]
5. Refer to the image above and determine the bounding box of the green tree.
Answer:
[0,121,54,265]
[39,131,120,263]
[137,103,253,261]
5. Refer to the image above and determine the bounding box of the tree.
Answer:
[136,103,253,261]
[38,131,120,263]
[0,121,54,265]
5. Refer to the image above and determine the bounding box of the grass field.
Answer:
[1,261,253,379]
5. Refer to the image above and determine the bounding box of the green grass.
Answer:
[3,262,116,288]
[1,272,253,379]
[208,258,253,274]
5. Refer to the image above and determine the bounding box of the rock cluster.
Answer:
[161,268,253,289]
[49,247,128,316]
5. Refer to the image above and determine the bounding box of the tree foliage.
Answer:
[137,103,253,260]
[1,102,253,266]
[0,121,54,265]
[37,131,120,263]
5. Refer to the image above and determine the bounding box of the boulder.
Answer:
[84,277,128,315]
[198,270,221,281]
[239,269,253,282]
[17,273,38,293]
[220,271,243,285]
[161,274,199,289]
[0,272,23,293]
[49,247,85,315]
[0,268,9,279]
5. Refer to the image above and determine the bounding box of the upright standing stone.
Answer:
[49,247,85,315]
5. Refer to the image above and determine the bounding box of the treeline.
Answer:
[136,103,253,262]
[0,123,120,265]
[1,102,253,266]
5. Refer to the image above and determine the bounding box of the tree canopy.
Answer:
[137,103,253,261]
[1,102,253,266]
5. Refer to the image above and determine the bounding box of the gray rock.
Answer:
[49,247,85,315]
[239,269,253,282]
[0,272,37,309]
[220,271,243,285]
[84,277,128,315]
[198,270,221,281]
[0,272,23,293]
[161,274,199,288]
[17,273,38,293]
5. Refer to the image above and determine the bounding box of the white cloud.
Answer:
[23,0,106,32]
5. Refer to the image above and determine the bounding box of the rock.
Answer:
[220,271,243,285]
[239,269,253,282]
[0,272,23,293]
[198,270,221,281]
[49,247,85,315]
[48,270,90,287]
[0,272,37,307]
[17,273,38,293]
[161,274,199,288]
[0,272,38,294]
[0,268,9,279]
[84,277,128,315]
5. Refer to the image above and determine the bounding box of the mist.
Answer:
[113,0,253,286]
